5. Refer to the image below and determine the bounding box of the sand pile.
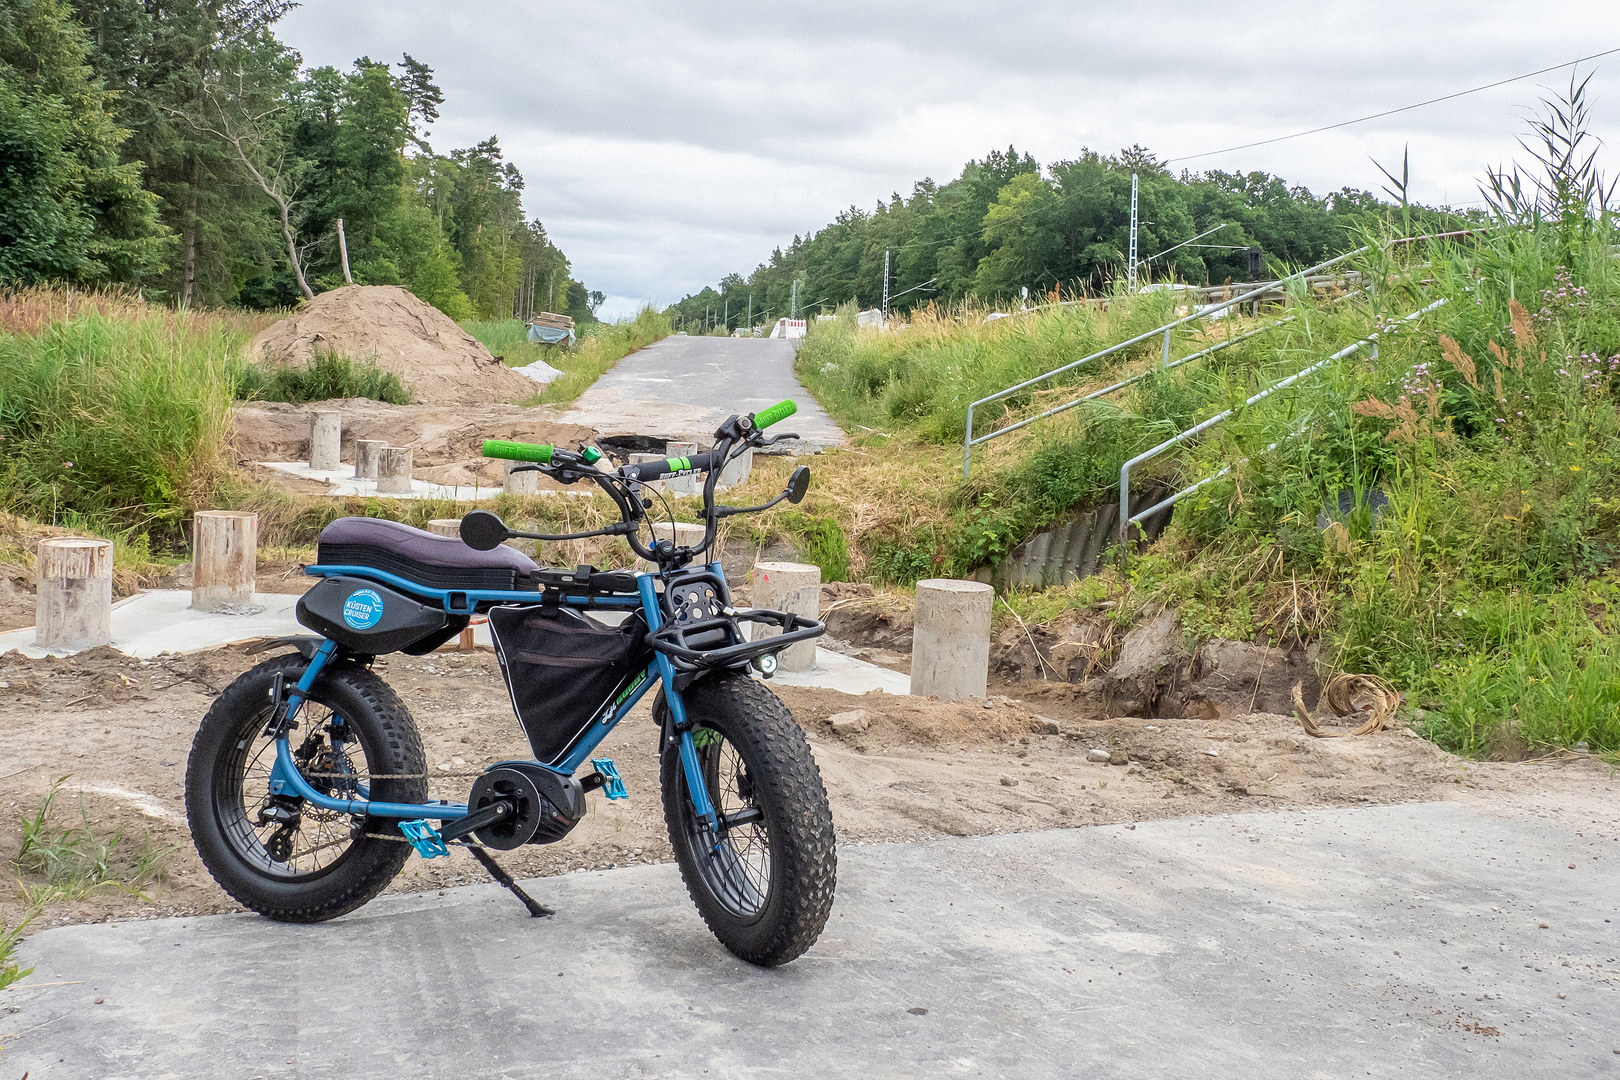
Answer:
[249,285,540,406]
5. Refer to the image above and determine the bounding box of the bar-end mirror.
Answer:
[459,510,510,551]
[786,466,810,504]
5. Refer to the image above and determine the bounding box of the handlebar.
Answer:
[482,439,554,463]
[620,451,721,483]
[476,400,805,570]
[753,399,796,429]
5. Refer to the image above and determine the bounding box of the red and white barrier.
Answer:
[771,318,807,340]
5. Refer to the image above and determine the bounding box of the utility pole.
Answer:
[790,279,797,319]
[881,249,890,324]
[1127,174,1139,293]
[747,294,752,335]
[723,298,728,333]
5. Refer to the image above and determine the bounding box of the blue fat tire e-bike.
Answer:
[183,401,837,966]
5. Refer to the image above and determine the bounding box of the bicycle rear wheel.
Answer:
[658,675,836,966]
[185,654,427,922]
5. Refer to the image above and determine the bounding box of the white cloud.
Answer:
[277,1,1620,302]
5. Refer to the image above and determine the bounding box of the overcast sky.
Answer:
[277,2,1619,319]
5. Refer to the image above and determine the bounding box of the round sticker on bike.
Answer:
[342,588,384,629]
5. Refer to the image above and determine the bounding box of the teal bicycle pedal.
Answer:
[588,758,628,800]
[399,819,450,858]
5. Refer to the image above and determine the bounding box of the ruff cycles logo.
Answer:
[342,588,384,629]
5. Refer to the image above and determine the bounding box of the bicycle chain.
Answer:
[299,769,487,780]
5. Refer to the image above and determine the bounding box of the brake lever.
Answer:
[752,432,799,449]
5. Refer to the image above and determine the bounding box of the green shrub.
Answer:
[234,349,413,405]
[0,308,238,531]
[783,511,850,582]
[869,539,935,585]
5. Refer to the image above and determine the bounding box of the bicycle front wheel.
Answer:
[658,675,836,966]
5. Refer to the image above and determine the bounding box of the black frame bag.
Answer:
[487,604,654,764]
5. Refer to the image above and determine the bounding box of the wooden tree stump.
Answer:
[191,511,258,612]
[35,537,113,650]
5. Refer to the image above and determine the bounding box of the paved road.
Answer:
[559,336,845,450]
[9,801,1617,1078]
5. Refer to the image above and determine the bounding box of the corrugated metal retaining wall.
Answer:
[975,488,1171,592]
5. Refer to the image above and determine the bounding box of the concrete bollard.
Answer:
[35,537,114,650]
[639,521,707,570]
[665,441,700,496]
[352,439,385,480]
[376,446,414,495]
[191,511,257,612]
[427,520,477,651]
[309,410,342,471]
[628,453,665,494]
[503,459,540,495]
[909,578,993,700]
[752,561,821,672]
[717,446,753,489]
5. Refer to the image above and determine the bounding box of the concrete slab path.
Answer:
[559,337,845,450]
[8,801,1616,1078]
[0,590,302,659]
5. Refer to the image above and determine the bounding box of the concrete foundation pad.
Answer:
[255,462,591,501]
[7,801,1618,1077]
[0,590,303,658]
[769,646,911,696]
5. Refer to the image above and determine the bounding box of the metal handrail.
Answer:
[1116,296,1450,545]
[962,246,1367,477]
[961,229,1486,478]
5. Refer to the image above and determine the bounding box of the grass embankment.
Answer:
[463,308,671,405]
[796,227,1620,757]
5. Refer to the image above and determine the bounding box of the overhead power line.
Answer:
[1166,45,1620,164]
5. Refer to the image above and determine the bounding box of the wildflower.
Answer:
[1571,466,1581,472]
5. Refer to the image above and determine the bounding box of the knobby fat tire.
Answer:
[658,675,837,966]
[184,654,429,922]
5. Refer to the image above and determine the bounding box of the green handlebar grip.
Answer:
[481,439,553,463]
[754,399,797,429]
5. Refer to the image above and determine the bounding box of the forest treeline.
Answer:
[0,0,601,322]
[665,145,1477,331]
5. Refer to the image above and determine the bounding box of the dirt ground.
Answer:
[229,399,599,490]
[1,641,1614,935]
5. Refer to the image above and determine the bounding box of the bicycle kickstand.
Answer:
[465,845,554,918]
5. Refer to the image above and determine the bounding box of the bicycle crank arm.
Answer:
[438,800,510,844]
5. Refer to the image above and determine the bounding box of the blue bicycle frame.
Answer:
[266,562,721,830]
